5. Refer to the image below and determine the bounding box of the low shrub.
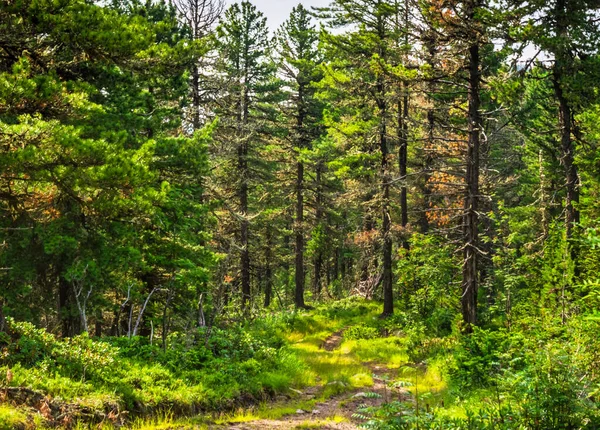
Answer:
[344,323,380,341]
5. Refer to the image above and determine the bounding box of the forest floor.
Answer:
[176,306,435,430]
[0,302,450,430]
[3,301,595,429]
[218,329,408,430]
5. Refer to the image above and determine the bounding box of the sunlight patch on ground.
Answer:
[294,414,348,428]
[0,405,29,430]
[342,337,408,369]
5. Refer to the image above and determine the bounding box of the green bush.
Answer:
[1,319,116,380]
[344,323,380,340]
[324,297,371,319]
[501,345,600,429]
[450,327,525,389]
[0,315,300,416]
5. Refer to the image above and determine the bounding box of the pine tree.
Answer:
[275,4,325,309]
[213,1,281,313]
[319,0,402,316]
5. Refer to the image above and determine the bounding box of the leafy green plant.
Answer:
[344,324,380,341]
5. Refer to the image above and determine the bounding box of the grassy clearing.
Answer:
[280,299,409,399]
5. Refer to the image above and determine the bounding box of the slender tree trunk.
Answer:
[294,83,307,308]
[94,311,102,337]
[462,37,481,331]
[121,303,131,337]
[397,0,410,243]
[333,247,340,282]
[133,287,157,337]
[420,33,436,234]
[264,227,273,307]
[0,298,6,333]
[198,294,206,327]
[313,162,324,297]
[538,150,549,239]
[374,12,393,317]
[59,275,75,337]
[398,88,409,248]
[551,0,579,290]
[360,206,375,284]
[553,73,579,261]
[192,64,201,131]
[283,213,293,303]
[295,160,306,307]
[419,108,434,234]
[162,288,174,352]
[239,83,251,313]
[379,75,393,317]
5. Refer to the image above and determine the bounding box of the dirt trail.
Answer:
[320,328,346,352]
[220,330,409,430]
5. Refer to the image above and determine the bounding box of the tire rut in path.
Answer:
[320,327,347,351]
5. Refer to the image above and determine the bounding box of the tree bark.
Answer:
[264,227,273,307]
[59,275,76,337]
[192,64,201,131]
[552,14,579,265]
[462,38,481,332]
[239,81,251,313]
[312,162,324,297]
[379,77,393,317]
[419,32,437,234]
[549,0,580,299]
[398,1,410,246]
[399,88,409,231]
[294,83,307,308]
[0,298,6,333]
[375,12,393,317]
[295,161,306,307]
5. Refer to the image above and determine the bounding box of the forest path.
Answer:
[217,328,409,430]
[320,327,347,351]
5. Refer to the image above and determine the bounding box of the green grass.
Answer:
[293,415,347,428]
[213,398,317,423]
[281,301,407,399]
[341,337,408,368]
[0,405,29,430]
[128,414,210,429]
[279,300,405,392]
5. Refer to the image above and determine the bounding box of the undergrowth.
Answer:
[3,297,599,429]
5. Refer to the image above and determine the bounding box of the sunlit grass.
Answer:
[395,358,449,412]
[284,304,507,426]
[0,405,28,430]
[280,302,410,403]
[291,341,373,391]
[129,413,211,430]
[213,399,317,423]
[341,337,408,368]
[293,415,348,428]
[427,388,500,421]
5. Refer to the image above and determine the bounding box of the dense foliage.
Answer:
[1,0,600,428]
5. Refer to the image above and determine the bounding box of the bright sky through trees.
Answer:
[226,0,327,29]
